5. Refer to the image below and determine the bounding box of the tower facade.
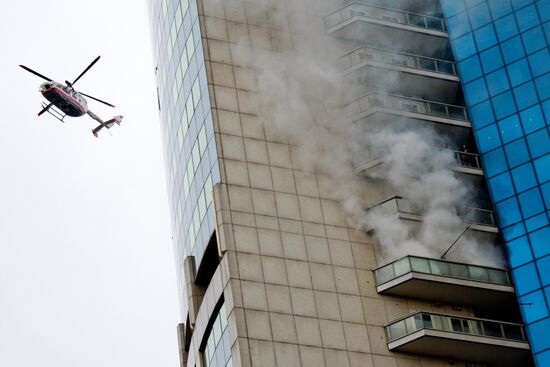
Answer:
[148,0,541,366]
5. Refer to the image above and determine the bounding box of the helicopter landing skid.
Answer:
[41,102,66,123]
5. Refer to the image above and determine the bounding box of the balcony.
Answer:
[374,256,516,314]
[385,312,530,366]
[325,2,449,56]
[352,146,483,177]
[365,196,498,234]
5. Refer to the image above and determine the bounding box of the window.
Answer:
[202,302,231,367]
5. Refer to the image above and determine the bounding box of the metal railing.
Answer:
[365,196,497,227]
[325,2,447,32]
[385,311,526,343]
[374,255,511,287]
[338,46,457,75]
[453,150,481,169]
[345,92,468,121]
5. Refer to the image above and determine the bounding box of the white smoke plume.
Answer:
[212,0,505,267]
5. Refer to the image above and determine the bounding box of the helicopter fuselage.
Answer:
[40,81,88,117]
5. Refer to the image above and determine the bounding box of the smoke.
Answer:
[213,0,504,267]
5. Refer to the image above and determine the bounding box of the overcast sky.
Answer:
[0,1,180,366]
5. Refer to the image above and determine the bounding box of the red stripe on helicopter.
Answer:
[49,86,86,113]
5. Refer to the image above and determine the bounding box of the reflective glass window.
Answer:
[535,73,550,100]
[542,182,550,208]
[480,45,504,73]
[513,262,541,295]
[470,100,495,129]
[512,0,534,10]
[522,26,546,54]
[529,226,550,257]
[476,123,501,152]
[488,172,515,201]
[542,99,550,124]
[448,12,471,38]
[518,187,545,217]
[501,36,526,64]
[507,235,533,268]
[527,130,550,158]
[535,349,550,367]
[458,56,483,83]
[507,58,532,87]
[511,163,537,192]
[515,4,539,32]
[488,0,512,19]
[483,147,508,176]
[519,290,549,323]
[453,33,478,60]
[464,78,489,105]
[497,113,523,143]
[525,213,549,232]
[495,14,519,41]
[520,104,545,133]
[492,91,518,119]
[495,196,522,226]
[474,23,498,51]
[527,318,550,353]
[503,221,527,240]
[441,0,466,17]
[528,48,550,77]
[513,81,539,110]
[486,68,510,96]
[469,2,492,29]
[504,138,530,168]
[538,0,550,22]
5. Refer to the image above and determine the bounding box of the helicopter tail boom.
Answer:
[88,111,124,137]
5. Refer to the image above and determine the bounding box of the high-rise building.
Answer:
[148,0,546,366]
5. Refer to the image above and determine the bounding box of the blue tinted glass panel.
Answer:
[496,196,522,226]
[513,262,541,295]
[535,349,550,367]
[535,73,550,100]
[500,36,526,64]
[518,188,545,217]
[469,100,495,129]
[542,182,550,208]
[507,235,533,267]
[486,68,510,96]
[474,23,498,50]
[527,130,550,158]
[529,49,550,77]
[464,78,489,105]
[453,33,478,60]
[458,56,483,83]
[480,46,504,72]
[542,99,550,124]
[483,147,508,176]
[488,172,516,201]
[511,163,537,192]
[538,0,550,22]
[520,105,545,133]
[488,0,512,19]
[495,14,519,41]
[513,81,538,110]
[448,12,471,38]
[492,91,518,119]
[498,113,523,143]
[469,2,492,29]
[441,0,466,17]
[507,58,532,87]
[522,26,546,54]
[527,318,550,353]
[515,4,539,32]
[529,226,550,257]
[526,213,549,232]
[476,123,502,152]
[519,290,548,323]
[503,221,527,240]
[504,138,530,168]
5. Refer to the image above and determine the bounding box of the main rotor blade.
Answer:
[79,92,115,108]
[71,55,100,85]
[19,65,53,81]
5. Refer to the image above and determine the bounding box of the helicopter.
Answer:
[20,56,123,137]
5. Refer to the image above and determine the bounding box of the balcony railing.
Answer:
[345,92,469,122]
[453,150,482,169]
[338,46,457,76]
[374,255,511,287]
[325,2,447,32]
[366,196,497,227]
[385,312,526,343]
